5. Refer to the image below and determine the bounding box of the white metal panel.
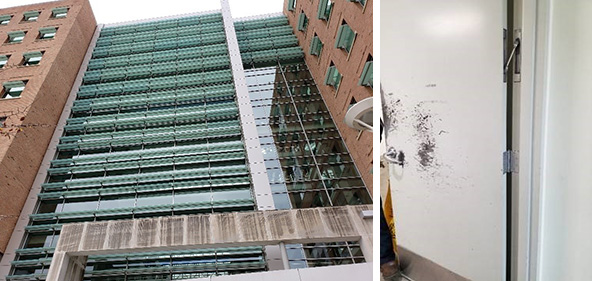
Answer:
[381,1,507,280]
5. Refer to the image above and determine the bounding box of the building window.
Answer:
[335,21,356,53]
[317,0,333,20]
[287,0,296,11]
[309,35,323,56]
[324,63,342,89]
[0,117,6,128]
[39,27,57,40]
[23,11,40,22]
[0,15,12,25]
[23,51,43,66]
[358,55,372,87]
[348,0,366,6]
[0,55,9,68]
[2,81,26,99]
[7,31,25,43]
[51,7,68,18]
[297,12,308,32]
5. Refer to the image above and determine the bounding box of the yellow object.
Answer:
[381,159,397,253]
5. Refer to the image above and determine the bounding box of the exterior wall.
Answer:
[0,0,96,255]
[0,2,372,279]
[283,0,373,193]
[537,1,592,279]
[45,205,372,280]
[186,263,373,281]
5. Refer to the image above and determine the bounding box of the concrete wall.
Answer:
[537,0,592,280]
[0,0,96,254]
[283,0,373,193]
[186,262,372,281]
[46,206,373,280]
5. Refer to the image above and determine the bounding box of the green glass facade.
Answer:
[6,12,370,281]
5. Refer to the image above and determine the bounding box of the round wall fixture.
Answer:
[344,96,373,132]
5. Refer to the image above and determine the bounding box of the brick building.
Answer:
[0,0,96,258]
[283,0,373,192]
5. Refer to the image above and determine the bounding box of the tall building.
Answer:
[0,0,97,258]
[0,1,372,280]
[284,0,373,192]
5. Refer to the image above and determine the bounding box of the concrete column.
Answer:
[45,252,87,281]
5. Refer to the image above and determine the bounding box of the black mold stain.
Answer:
[413,102,438,169]
[397,151,405,166]
[380,85,403,133]
[418,140,435,167]
[384,148,406,167]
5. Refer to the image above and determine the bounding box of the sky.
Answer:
[0,0,284,23]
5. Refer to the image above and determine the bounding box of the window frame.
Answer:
[0,55,9,68]
[23,51,43,66]
[348,0,366,6]
[7,31,26,43]
[2,80,27,99]
[309,36,323,56]
[317,0,333,21]
[297,12,308,32]
[358,61,372,87]
[324,64,342,89]
[51,7,68,19]
[39,27,57,40]
[23,11,40,22]
[334,23,356,53]
[287,0,297,11]
[0,15,12,25]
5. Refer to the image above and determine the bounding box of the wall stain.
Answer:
[380,85,403,134]
[413,101,440,171]
[418,140,435,167]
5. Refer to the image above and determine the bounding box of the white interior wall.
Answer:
[538,1,592,280]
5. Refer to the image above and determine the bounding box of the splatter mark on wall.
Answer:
[418,140,435,167]
[413,101,440,171]
[384,147,406,167]
[381,85,404,134]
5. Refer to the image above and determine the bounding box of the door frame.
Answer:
[512,0,552,279]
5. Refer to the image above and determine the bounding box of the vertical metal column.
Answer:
[219,0,275,212]
[219,0,286,271]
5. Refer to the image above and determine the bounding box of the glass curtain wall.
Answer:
[8,13,265,281]
[236,16,371,269]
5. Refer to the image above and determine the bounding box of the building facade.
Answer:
[283,0,373,192]
[0,1,372,280]
[0,0,97,258]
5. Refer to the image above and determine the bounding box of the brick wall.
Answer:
[284,0,373,193]
[0,0,96,254]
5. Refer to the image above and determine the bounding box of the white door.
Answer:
[381,1,507,280]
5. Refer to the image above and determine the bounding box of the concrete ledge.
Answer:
[46,205,372,281]
[57,205,371,256]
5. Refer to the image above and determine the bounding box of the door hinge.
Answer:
[504,29,522,83]
[503,150,518,174]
